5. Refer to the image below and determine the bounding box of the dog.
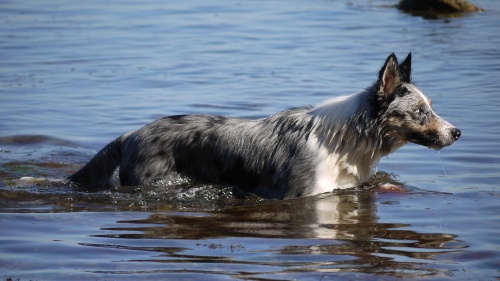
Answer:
[69,53,461,199]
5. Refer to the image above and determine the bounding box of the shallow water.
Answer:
[1,0,499,280]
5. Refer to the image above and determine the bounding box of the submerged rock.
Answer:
[398,0,483,18]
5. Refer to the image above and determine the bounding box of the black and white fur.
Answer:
[69,53,461,199]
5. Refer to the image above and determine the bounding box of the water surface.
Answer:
[1,0,499,280]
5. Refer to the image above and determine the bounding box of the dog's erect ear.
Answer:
[399,52,412,83]
[378,53,401,98]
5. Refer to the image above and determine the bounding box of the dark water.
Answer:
[1,0,499,280]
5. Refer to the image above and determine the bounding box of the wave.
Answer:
[0,135,77,147]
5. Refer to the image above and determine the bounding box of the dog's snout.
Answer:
[451,128,461,141]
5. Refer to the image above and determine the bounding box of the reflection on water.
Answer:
[0,191,468,280]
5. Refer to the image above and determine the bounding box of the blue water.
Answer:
[1,0,499,280]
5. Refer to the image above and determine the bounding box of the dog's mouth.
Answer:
[426,141,451,151]
[409,130,460,150]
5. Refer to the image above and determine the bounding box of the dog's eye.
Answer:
[415,107,427,116]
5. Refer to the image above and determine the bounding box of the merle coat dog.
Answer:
[69,53,461,199]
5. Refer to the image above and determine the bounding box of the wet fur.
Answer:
[69,53,460,199]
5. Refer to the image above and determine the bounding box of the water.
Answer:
[1,0,499,280]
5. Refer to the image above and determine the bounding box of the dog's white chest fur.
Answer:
[305,92,385,196]
[307,135,381,196]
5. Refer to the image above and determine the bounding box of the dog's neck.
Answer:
[308,88,406,183]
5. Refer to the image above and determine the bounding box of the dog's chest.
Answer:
[307,138,379,196]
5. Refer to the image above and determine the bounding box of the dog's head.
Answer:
[377,53,461,150]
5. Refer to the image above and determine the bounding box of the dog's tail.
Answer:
[68,137,123,191]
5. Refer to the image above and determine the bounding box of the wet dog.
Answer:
[69,53,461,199]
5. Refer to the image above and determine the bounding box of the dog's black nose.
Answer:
[451,128,461,141]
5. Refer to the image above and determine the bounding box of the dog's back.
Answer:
[71,108,321,198]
